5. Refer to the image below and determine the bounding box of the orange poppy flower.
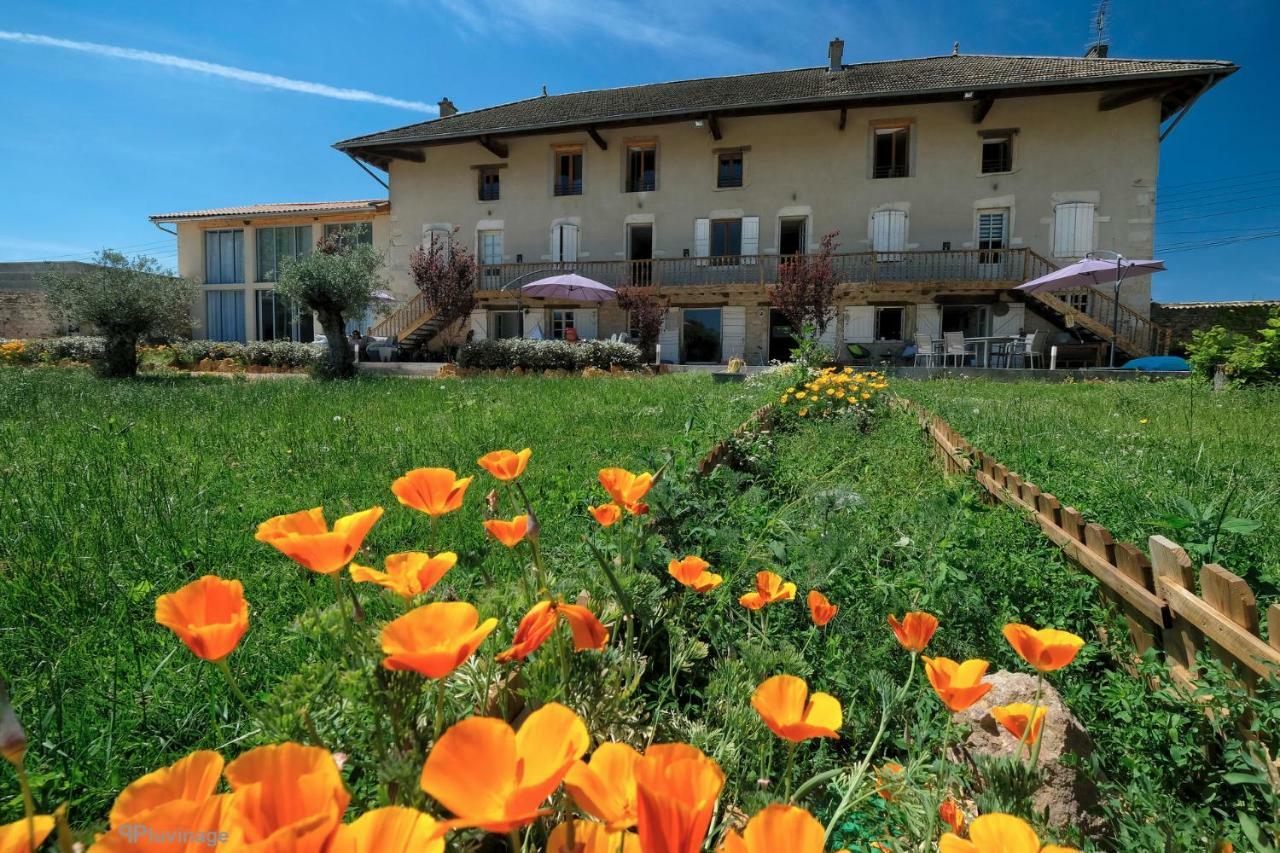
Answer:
[990,703,1048,746]
[923,657,993,712]
[391,468,472,517]
[887,611,939,653]
[589,503,623,527]
[564,742,642,831]
[0,816,54,852]
[349,551,457,600]
[255,506,384,574]
[483,514,530,548]
[420,703,589,833]
[719,804,824,853]
[875,762,904,801]
[496,600,609,663]
[738,571,796,610]
[808,591,838,627]
[381,602,498,679]
[667,557,723,593]
[223,742,350,851]
[478,448,532,482]
[634,743,725,853]
[547,820,641,853]
[599,467,654,513]
[939,798,965,834]
[940,812,1078,853]
[155,576,249,662]
[1002,624,1084,673]
[329,807,445,853]
[750,675,842,742]
[108,749,225,830]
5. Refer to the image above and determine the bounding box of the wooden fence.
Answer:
[898,396,1280,690]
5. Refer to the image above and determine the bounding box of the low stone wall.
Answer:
[0,291,60,339]
[1152,300,1280,354]
[887,365,1188,383]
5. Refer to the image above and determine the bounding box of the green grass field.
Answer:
[0,368,776,822]
[900,378,1280,606]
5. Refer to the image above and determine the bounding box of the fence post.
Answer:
[1115,542,1161,659]
[1150,535,1199,686]
[1200,564,1261,692]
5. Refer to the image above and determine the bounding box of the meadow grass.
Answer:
[0,367,776,822]
[899,378,1280,604]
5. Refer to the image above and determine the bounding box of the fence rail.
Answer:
[474,247,1046,292]
[898,396,1280,688]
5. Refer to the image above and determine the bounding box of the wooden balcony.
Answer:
[473,248,1055,294]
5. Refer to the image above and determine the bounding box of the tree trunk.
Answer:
[318,310,355,379]
[98,334,139,378]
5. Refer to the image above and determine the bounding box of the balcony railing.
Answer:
[474,247,1051,291]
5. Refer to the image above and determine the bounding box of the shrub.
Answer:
[1187,307,1280,385]
[24,336,107,363]
[458,338,643,372]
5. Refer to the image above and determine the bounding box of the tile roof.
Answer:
[335,54,1235,152]
[150,200,388,222]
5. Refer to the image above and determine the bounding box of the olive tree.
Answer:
[275,234,384,379]
[43,250,195,378]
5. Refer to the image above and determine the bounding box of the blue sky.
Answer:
[1,0,1276,302]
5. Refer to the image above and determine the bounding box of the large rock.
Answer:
[956,670,1103,834]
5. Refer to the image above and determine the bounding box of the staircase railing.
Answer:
[369,291,430,339]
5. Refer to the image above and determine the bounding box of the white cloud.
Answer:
[0,30,437,113]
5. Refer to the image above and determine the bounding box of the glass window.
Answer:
[554,148,583,196]
[626,143,656,192]
[977,210,1008,264]
[981,135,1013,173]
[717,151,743,188]
[490,310,521,339]
[479,230,504,286]
[710,219,742,262]
[255,226,312,282]
[873,126,910,178]
[874,307,904,341]
[478,167,501,201]
[204,230,244,284]
[551,310,576,339]
[255,289,314,342]
[205,290,245,341]
[682,307,722,363]
[322,222,373,248]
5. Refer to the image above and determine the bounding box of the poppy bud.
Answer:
[0,676,27,767]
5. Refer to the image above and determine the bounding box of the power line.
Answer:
[1157,167,1280,193]
[1157,175,1280,202]
[1157,202,1280,225]
[1157,188,1280,215]
[1158,231,1280,253]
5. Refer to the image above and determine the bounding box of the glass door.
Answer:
[682,308,722,363]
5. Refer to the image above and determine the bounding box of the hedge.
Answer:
[457,338,644,372]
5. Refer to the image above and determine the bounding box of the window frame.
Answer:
[624,141,657,193]
[255,225,313,283]
[871,124,912,179]
[551,309,577,339]
[976,208,1009,265]
[710,218,743,262]
[553,146,584,197]
[254,288,314,342]
[477,166,501,201]
[1052,202,1096,259]
[980,133,1014,174]
[716,149,744,189]
[321,221,373,248]
[204,229,244,285]
[873,305,906,342]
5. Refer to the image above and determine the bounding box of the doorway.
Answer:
[683,307,722,363]
[768,309,797,362]
[627,224,653,285]
[779,217,806,256]
[941,305,990,338]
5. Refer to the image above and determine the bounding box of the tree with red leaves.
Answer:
[769,230,840,350]
[616,286,669,362]
[409,229,478,353]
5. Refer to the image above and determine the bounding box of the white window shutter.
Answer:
[1053,203,1094,258]
[658,307,681,362]
[915,303,941,339]
[693,218,710,265]
[523,308,546,339]
[990,303,1025,337]
[551,224,579,263]
[576,308,598,340]
[844,306,876,342]
[550,226,560,262]
[721,305,746,360]
[872,210,906,260]
[468,309,488,342]
[423,223,453,250]
[1073,205,1094,256]
[817,313,838,348]
[741,216,760,264]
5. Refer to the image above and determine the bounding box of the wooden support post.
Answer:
[1151,535,1199,686]
[1200,564,1260,691]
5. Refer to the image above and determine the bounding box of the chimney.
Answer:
[438,97,458,117]
[827,38,844,71]
[1085,42,1110,58]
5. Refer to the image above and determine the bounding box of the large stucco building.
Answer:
[152,43,1234,364]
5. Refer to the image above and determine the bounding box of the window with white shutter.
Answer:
[693,218,710,266]
[550,223,578,262]
[423,224,453,251]
[1052,203,1095,258]
[740,216,759,264]
[871,210,907,261]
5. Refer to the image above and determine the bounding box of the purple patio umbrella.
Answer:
[1017,254,1166,367]
[520,273,617,302]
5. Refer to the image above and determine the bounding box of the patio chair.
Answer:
[993,332,1041,369]
[943,331,970,366]
[912,333,939,367]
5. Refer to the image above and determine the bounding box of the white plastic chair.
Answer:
[912,333,939,367]
[943,331,970,366]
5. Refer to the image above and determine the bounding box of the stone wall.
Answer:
[0,290,61,338]
[1152,300,1280,354]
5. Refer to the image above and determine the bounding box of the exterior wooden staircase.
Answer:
[369,291,445,354]
[1016,251,1173,358]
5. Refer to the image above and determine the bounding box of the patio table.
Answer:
[953,335,1017,368]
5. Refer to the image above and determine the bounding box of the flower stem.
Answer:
[783,742,798,801]
[213,658,254,711]
[508,827,523,852]
[15,760,36,851]
[433,678,448,741]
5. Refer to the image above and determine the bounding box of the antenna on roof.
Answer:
[1085,0,1111,57]
[952,41,959,56]
[541,85,548,97]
